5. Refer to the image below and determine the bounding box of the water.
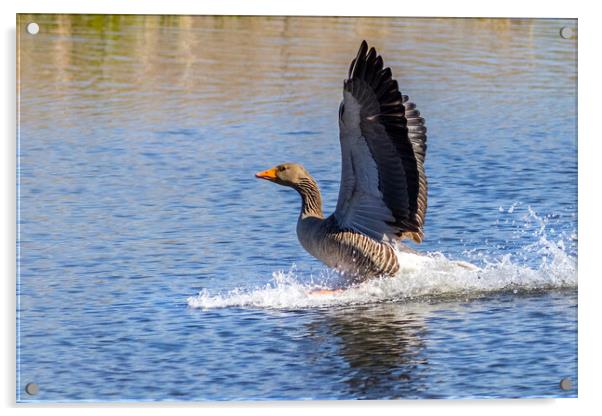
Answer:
[17,15,577,401]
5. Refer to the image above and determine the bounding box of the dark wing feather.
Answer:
[336,40,427,242]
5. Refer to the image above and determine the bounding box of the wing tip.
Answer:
[349,40,380,81]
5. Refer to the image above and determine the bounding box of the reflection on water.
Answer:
[18,15,576,128]
[17,15,577,401]
[319,305,428,398]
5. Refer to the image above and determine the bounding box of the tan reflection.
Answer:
[17,15,575,129]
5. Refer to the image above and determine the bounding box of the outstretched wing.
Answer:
[334,40,427,243]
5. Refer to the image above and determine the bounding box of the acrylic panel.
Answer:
[16,14,577,402]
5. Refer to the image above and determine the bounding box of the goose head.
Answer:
[255,163,308,188]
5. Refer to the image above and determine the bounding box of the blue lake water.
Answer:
[17,15,577,401]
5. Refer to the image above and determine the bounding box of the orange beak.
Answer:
[255,167,278,181]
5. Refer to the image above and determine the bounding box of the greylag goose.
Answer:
[256,40,427,281]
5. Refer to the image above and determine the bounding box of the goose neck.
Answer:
[295,177,323,219]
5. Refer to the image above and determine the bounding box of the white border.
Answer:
[3,1,601,415]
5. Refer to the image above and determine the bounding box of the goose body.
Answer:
[256,41,428,281]
[297,215,402,279]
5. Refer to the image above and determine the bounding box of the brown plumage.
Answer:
[256,41,428,281]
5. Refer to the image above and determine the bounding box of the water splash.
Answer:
[188,207,576,310]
